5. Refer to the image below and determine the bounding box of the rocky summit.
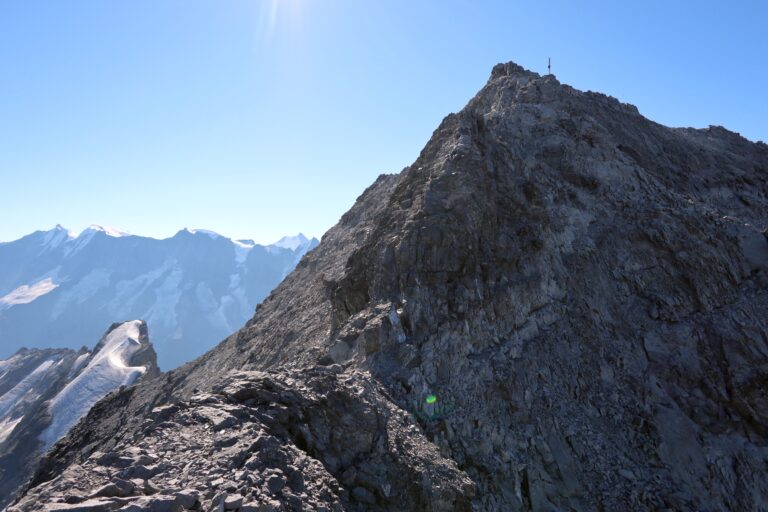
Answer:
[11,61,768,511]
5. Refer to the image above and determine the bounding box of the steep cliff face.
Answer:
[13,62,768,511]
[0,321,158,508]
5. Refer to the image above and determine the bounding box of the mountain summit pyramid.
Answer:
[12,62,768,511]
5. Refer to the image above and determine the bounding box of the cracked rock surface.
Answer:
[12,61,768,511]
[11,369,472,511]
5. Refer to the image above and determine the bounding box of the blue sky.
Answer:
[1,0,765,243]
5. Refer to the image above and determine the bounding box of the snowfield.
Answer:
[39,321,148,448]
[0,321,157,506]
[0,278,59,311]
[0,359,56,419]
[0,357,58,443]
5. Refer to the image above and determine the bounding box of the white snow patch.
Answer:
[62,225,129,257]
[39,321,147,448]
[41,225,76,250]
[233,243,252,265]
[64,232,96,257]
[227,273,252,319]
[0,278,59,311]
[272,233,309,251]
[195,282,218,312]
[51,269,111,319]
[196,282,234,333]
[0,359,55,418]
[0,354,23,379]
[68,352,91,378]
[185,228,221,239]
[80,224,131,238]
[107,259,174,316]
[0,416,22,443]
[142,266,184,332]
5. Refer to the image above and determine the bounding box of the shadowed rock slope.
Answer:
[12,62,768,511]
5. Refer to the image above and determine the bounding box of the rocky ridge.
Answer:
[12,62,768,511]
[11,369,471,511]
[0,321,158,509]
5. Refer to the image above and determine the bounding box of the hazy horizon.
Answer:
[0,223,318,246]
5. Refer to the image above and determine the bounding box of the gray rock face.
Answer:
[0,227,319,370]
[10,370,472,511]
[12,61,768,511]
[0,322,159,509]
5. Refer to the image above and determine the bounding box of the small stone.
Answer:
[328,341,351,363]
[129,479,146,491]
[111,478,135,496]
[90,483,121,498]
[144,479,161,495]
[112,456,137,468]
[619,469,636,480]
[283,494,302,510]
[88,451,105,461]
[44,498,125,511]
[147,495,179,512]
[122,465,153,480]
[134,454,157,466]
[223,494,243,510]
[173,489,199,509]
[118,497,153,511]
[266,475,286,494]
[241,499,282,512]
[208,494,226,512]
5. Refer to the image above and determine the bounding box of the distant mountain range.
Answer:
[0,320,158,508]
[0,225,318,369]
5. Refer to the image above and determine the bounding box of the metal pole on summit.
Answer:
[548,57,551,75]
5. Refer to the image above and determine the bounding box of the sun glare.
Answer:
[257,0,304,40]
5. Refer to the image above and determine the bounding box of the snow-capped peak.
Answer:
[58,225,129,257]
[52,224,75,235]
[182,228,224,239]
[41,225,77,249]
[80,224,131,238]
[272,233,310,251]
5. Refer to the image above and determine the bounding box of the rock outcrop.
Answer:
[0,321,158,508]
[12,62,768,511]
[11,369,472,511]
